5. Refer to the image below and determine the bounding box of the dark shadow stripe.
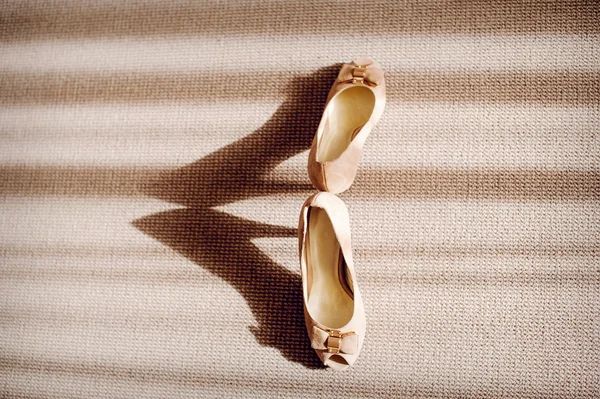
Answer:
[1,0,598,41]
[0,353,440,399]
[1,166,598,201]
[1,71,599,105]
[0,356,472,399]
[0,244,176,259]
[0,356,270,390]
[1,262,598,285]
[0,166,161,198]
[352,168,600,201]
[1,242,598,261]
[354,244,600,258]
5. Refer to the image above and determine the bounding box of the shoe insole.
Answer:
[317,86,376,163]
[306,207,354,329]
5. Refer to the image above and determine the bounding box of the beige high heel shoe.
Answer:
[308,57,386,194]
[298,192,366,370]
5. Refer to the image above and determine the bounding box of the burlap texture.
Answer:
[1,1,599,398]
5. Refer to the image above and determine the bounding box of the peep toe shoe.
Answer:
[308,57,386,194]
[298,192,366,370]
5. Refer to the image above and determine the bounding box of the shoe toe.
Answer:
[320,352,356,370]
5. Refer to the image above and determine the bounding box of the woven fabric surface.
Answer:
[1,1,599,398]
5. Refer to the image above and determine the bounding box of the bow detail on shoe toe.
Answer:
[338,58,383,87]
[311,326,358,355]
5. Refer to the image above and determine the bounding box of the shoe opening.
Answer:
[326,355,350,370]
[317,86,376,163]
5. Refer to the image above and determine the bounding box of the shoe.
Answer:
[308,57,386,194]
[298,192,366,370]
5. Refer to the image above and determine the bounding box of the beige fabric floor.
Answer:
[1,1,599,398]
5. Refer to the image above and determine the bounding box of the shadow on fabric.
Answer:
[132,65,341,368]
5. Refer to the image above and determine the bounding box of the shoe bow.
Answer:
[338,59,383,88]
[311,326,359,355]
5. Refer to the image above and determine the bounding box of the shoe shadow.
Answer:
[132,65,340,368]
